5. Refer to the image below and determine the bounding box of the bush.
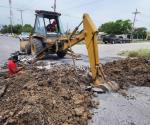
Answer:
[120,49,150,58]
[0,24,33,34]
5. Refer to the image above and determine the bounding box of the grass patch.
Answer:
[119,49,150,58]
[131,40,150,43]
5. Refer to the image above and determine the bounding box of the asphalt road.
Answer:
[0,36,19,66]
[89,87,150,125]
[1,35,150,66]
[1,36,150,125]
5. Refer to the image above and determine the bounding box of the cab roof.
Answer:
[35,10,61,18]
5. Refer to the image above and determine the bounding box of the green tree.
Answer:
[133,27,147,39]
[0,24,33,34]
[22,24,33,33]
[13,24,22,34]
[0,25,8,34]
[99,20,132,34]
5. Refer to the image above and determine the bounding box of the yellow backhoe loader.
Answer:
[20,10,118,92]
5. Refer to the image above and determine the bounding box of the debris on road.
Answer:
[104,58,150,89]
[0,65,96,125]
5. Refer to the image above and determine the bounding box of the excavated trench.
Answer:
[0,58,150,125]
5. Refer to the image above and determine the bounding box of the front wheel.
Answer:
[25,44,31,55]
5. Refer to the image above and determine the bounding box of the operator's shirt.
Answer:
[7,60,17,76]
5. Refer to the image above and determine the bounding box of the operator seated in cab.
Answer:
[46,19,57,32]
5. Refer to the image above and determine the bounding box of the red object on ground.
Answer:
[7,60,17,76]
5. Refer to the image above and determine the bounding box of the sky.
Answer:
[0,0,150,31]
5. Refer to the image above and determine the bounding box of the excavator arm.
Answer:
[63,14,106,86]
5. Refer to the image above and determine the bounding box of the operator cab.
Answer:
[34,10,63,38]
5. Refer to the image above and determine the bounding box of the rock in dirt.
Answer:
[0,85,7,97]
[74,107,85,116]
[0,65,95,125]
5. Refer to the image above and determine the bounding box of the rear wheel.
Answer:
[31,38,44,55]
[57,51,67,58]
[20,47,24,52]
[20,40,25,52]
[103,40,107,44]
[112,40,115,44]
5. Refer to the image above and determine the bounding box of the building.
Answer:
[97,32,107,40]
[147,32,150,40]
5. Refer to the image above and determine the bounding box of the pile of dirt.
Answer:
[104,58,150,89]
[0,65,97,125]
[1,57,149,124]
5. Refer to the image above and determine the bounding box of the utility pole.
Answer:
[54,0,56,12]
[9,0,13,34]
[131,9,140,41]
[18,9,24,26]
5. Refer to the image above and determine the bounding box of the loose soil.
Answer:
[0,65,96,125]
[0,58,150,125]
[104,58,150,89]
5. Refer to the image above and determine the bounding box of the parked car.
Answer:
[18,32,30,41]
[102,35,119,44]
[102,34,131,44]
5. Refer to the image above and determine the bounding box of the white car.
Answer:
[18,32,30,41]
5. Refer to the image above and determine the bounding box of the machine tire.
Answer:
[20,47,24,52]
[112,40,115,44]
[104,41,107,44]
[25,44,31,55]
[31,38,43,55]
[57,51,67,58]
[20,40,25,52]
